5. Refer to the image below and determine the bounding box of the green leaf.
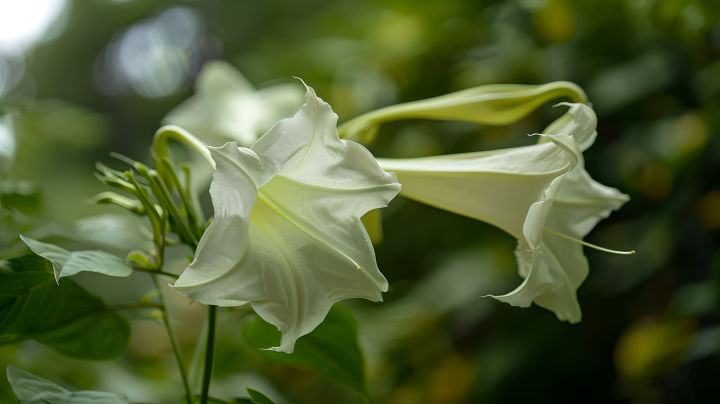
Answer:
[7,366,129,403]
[20,235,133,281]
[231,388,278,404]
[0,255,131,360]
[246,388,278,404]
[242,303,369,400]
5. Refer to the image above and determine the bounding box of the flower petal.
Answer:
[376,135,578,242]
[538,102,598,151]
[173,143,263,299]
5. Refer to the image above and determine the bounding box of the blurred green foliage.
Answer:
[243,304,370,401]
[0,255,130,361]
[2,0,720,403]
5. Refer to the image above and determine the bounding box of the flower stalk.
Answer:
[94,132,215,401]
[200,305,217,404]
[153,274,193,404]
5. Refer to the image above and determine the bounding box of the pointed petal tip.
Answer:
[261,346,294,354]
[292,77,323,104]
[485,291,533,308]
[559,313,582,324]
[292,76,308,87]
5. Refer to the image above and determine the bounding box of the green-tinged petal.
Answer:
[8,366,130,404]
[162,60,304,148]
[338,81,587,144]
[173,83,401,353]
[20,236,133,282]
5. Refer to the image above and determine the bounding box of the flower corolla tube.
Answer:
[337,81,588,144]
[376,103,630,323]
[172,82,401,353]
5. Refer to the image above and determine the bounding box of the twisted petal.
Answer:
[493,172,629,322]
[338,81,587,144]
[173,83,400,353]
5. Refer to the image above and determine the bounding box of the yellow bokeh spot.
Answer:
[640,162,673,201]
[372,11,426,59]
[533,0,576,43]
[696,190,720,230]
[675,112,707,156]
[614,317,696,385]
[428,355,476,404]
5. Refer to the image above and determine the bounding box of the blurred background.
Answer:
[2,0,720,403]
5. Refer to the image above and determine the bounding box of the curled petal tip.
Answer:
[292,76,309,88]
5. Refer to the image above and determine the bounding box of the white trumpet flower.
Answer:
[172,82,401,353]
[377,103,630,323]
[163,60,305,147]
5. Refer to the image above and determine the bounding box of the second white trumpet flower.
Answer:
[377,103,630,323]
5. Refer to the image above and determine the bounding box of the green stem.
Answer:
[194,395,233,404]
[110,302,164,310]
[200,305,218,404]
[132,266,179,279]
[152,274,193,404]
